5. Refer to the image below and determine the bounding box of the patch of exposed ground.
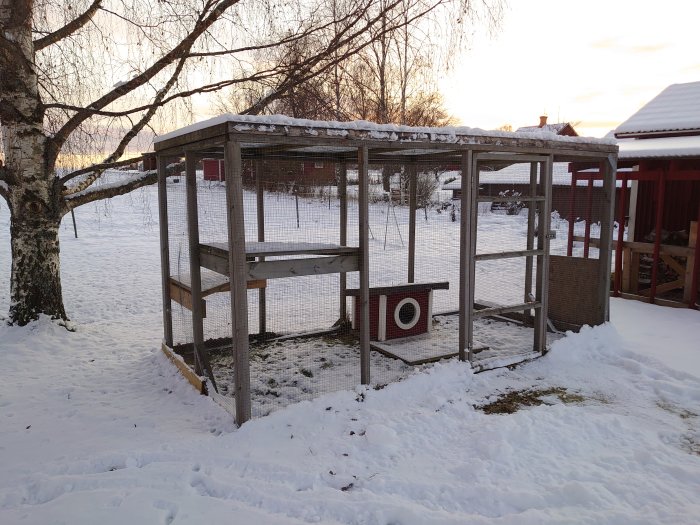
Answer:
[477,387,585,415]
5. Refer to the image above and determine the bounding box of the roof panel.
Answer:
[614,81,700,136]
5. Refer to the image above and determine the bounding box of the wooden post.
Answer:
[598,155,617,321]
[458,150,475,362]
[567,172,576,257]
[688,214,699,308]
[524,162,538,325]
[583,174,594,258]
[185,153,217,389]
[408,163,417,283]
[157,155,173,348]
[358,147,371,384]
[339,163,348,322]
[224,140,252,425]
[255,161,266,335]
[613,176,628,297]
[649,170,666,304]
[534,157,553,353]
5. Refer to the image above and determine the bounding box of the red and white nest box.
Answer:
[347,282,449,341]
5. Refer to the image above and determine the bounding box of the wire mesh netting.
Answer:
[163,154,601,418]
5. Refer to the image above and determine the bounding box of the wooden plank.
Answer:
[201,241,359,258]
[247,254,359,280]
[339,163,348,322]
[255,160,267,335]
[474,302,542,318]
[408,163,417,283]
[186,153,216,389]
[157,156,173,347]
[358,145,371,384]
[630,251,640,293]
[169,280,207,317]
[571,237,695,257]
[345,281,449,296]
[639,278,684,297]
[524,162,537,326]
[618,292,689,309]
[598,155,616,320]
[684,221,697,303]
[534,157,553,354]
[161,343,206,395]
[459,150,475,362]
[622,247,632,292]
[224,139,252,425]
[474,249,544,262]
[661,254,686,277]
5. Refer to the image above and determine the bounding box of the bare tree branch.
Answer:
[64,170,158,211]
[34,0,103,52]
[60,55,187,192]
[59,155,144,188]
[48,0,241,166]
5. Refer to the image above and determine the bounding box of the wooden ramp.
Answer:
[371,334,488,365]
[372,314,549,370]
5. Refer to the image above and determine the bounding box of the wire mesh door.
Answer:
[463,154,553,369]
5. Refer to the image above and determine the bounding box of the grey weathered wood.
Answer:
[458,150,475,362]
[185,153,217,389]
[358,145,371,384]
[339,163,348,322]
[476,153,549,163]
[474,249,544,262]
[202,241,358,258]
[408,163,417,283]
[248,255,360,280]
[534,157,553,354]
[153,117,618,160]
[473,301,542,318]
[598,154,617,322]
[345,281,449,296]
[224,140,252,425]
[477,195,545,203]
[468,154,479,362]
[255,160,266,335]
[524,162,538,325]
[157,155,174,348]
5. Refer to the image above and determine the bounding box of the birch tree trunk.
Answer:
[1,0,67,324]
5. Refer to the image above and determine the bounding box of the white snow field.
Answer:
[1,175,699,524]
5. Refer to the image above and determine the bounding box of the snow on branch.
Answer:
[34,0,103,52]
[59,155,144,187]
[63,170,157,211]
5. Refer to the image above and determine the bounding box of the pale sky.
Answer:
[441,0,700,137]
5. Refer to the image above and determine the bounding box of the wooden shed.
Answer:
[571,81,700,308]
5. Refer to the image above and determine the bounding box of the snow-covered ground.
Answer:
[0,177,699,524]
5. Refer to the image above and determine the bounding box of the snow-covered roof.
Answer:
[617,135,700,159]
[154,114,613,148]
[442,163,571,188]
[442,163,632,189]
[516,123,572,135]
[614,81,700,137]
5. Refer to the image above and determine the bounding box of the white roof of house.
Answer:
[614,81,700,136]
[442,163,573,188]
[617,135,700,159]
[441,162,633,190]
[517,123,572,135]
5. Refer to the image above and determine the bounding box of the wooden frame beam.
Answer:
[358,146,371,384]
[224,140,252,425]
